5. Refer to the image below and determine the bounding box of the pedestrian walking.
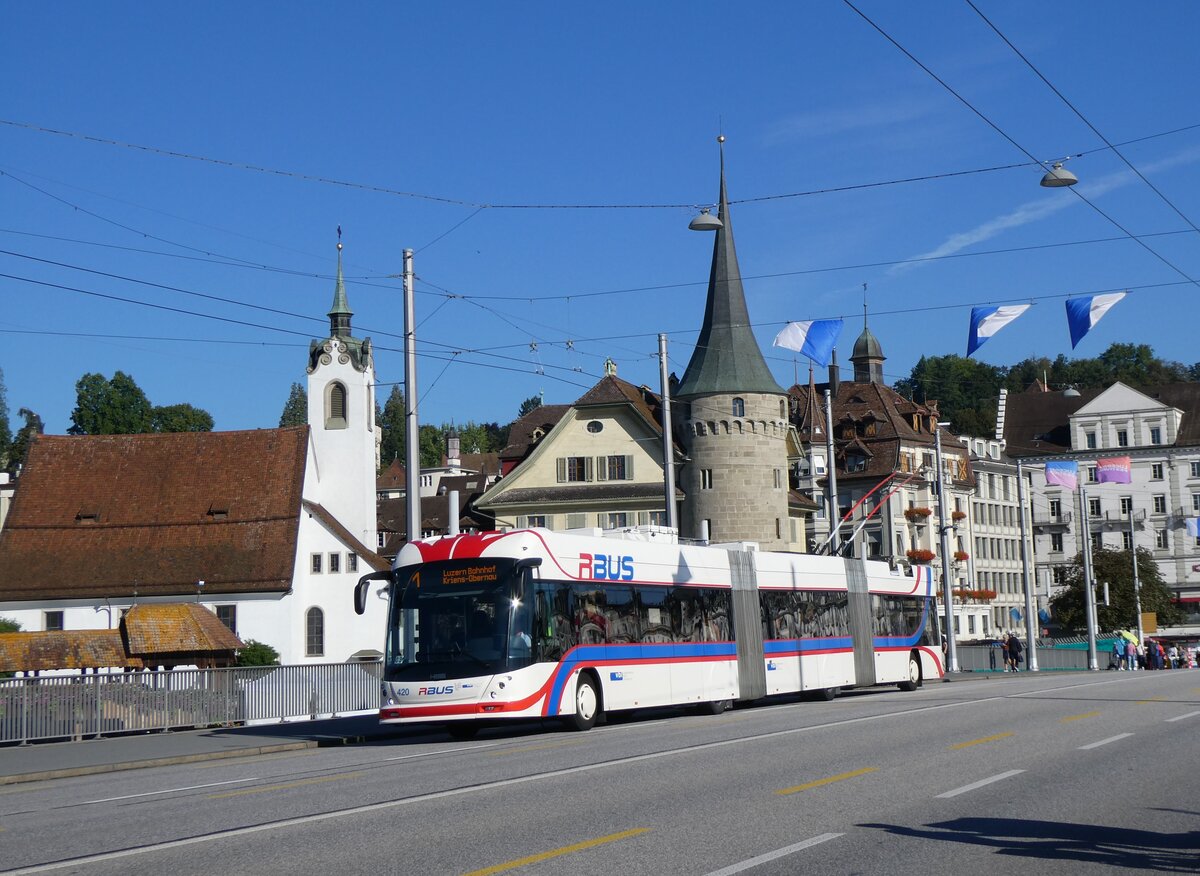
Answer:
[1125,638,1137,672]
[1111,639,1124,670]
[1007,633,1023,672]
[999,635,1010,671]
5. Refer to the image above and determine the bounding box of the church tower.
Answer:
[676,140,790,549]
[850,304,886,384]
[306,231,381,548]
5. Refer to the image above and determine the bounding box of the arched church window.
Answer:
[732,397,745,417]
[306,607,324,657]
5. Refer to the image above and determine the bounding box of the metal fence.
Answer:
[955,643,1090,672]
[0,661,382,745]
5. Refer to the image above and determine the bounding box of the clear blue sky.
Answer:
[4,2,1200,437]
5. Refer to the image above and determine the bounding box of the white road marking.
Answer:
[936,769,1025,799]
[79,779,258,805]
[1165,711,1200,723]
[1079,733,1133,750]
[702,833,843,876]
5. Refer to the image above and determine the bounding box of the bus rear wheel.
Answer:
[446,722,480,740]
[697,699,731,715]
[898,653,921,691]
[566,673,601,731]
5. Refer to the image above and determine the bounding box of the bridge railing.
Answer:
[955,644,1090,671]
[0,661,382,745]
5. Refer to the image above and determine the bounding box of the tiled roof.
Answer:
[123,603,243,655]
[0,428,309,601]
[498,405,572,463]
[376,458,406,489]
[0,630,141,672]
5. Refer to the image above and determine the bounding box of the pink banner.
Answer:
[1096,456,1132,484]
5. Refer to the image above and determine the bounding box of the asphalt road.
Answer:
[2,670,1197,875]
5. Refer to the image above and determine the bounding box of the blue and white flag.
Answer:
[1065,292,1126,348]
[773,319,843,367]
[967,304,1031,356]
[1186,518,1200,538]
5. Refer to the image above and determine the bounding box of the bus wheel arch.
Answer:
[566,669,603,731]
[898,650,922,691]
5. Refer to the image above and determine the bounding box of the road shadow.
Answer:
[861,817,1200,873]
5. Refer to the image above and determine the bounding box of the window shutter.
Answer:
[516,515,527,528]
[637,511,649,525]
[596,456,608,481]
[567,513,586,529]
[625,455,634,479]
[556,458,566,483]
[585,456,594,481]
[597,513,607,527]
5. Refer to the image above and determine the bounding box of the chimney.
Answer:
[828,348,841,396]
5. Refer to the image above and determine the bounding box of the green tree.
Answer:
[0,367,10,469]
[1050,546,1183,632]
[151,403,214,433]
[457,421,507,454]
[68,371,153,435]
[0,617,20,632]
[517,395,542,418]
[278,382,307,427]
[235,639,281,666]
[378,385,406,466]
[419,423,444,467]
[893,355,1005,436]
[8,407,42,472]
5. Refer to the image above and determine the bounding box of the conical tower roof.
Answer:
[677,144,784,399]
[328,232,353,338]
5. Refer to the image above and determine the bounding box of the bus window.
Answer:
[574,586,607,644]
[605,587,637,643]
[637,587,671,643]
[534,582,575,661]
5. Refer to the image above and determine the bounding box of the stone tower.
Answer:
[676,142,790,549]
[306,232,381,548]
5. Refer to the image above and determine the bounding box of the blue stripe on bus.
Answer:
[546,641,736,716]
[763,637,853,654]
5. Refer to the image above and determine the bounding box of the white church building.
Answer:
[0,239,390,666]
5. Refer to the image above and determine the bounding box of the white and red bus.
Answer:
[355,527,943,735]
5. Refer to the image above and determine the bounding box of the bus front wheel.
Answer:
[567,673,601,731]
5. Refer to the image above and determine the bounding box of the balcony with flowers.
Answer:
[903,507,933,524]
[905,548,935,565]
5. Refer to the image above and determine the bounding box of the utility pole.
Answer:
[402,247,418,658]
[657,334,677,531]
[1129,510,1144,651]
[1016,460,1039,671]
[824,389,839,554]
[934,425,958,673]
[1079,485,1099,670]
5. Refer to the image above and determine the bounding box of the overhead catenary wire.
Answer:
[841,0,1200,291]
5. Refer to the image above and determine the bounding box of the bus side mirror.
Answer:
[355,571,393,615]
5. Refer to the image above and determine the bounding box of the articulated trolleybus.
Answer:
[354,526,944,734]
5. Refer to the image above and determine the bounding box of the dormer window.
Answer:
[846,454,868,473]
[75,507,100,524]
[206,501,229,521]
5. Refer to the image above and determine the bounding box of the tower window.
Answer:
[325,382,348,429]
[732,397,745,417]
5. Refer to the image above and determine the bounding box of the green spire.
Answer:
[328,226,353,338]
[677,140,784,398]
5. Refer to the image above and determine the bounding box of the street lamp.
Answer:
[934,423,958,672]
[1040,161,1078,188]
[688,208,723,231]
[1016,460,1039,671]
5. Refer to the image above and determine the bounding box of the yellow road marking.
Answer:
[462,828,650,876]
[1136,696,1167,705]
[207,771,363,799]
[776,767,878,796]
[1060,711,1100,723]
[487,740,585,757]
[950,731,1013,750]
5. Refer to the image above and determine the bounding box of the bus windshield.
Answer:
[385,558,533,681]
